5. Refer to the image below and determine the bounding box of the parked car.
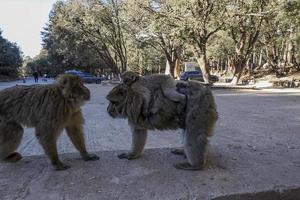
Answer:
[179,70,219,83]
[65,70,102,84]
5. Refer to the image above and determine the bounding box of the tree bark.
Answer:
[286,28,295,65]
[196,55,210,83]
[231,55,247,85]
[165,55,176,77]
[258,48,263,67]
[194,43,210,83]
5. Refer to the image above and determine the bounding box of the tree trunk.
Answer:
[286,29,295,65]
[226,57,230,73]
[194,48,210,83]
[174,59,182,79]
[251,47,256,73]
[120,62,127,73]
[230,56,247,85]
[196,55,210,83]
[217,58,221,75]
[193,38,210,83]
[164,47,178,77]
[266,44,277,70]
[165,59,176,77]
[258,48,263,67]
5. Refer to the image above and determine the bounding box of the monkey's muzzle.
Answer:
[83,87,91,101]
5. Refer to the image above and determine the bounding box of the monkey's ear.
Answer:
[57,74,70,88]
[62,78,68,85]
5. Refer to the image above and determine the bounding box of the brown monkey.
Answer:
[0,74,99,170]
[121,71,186,104]
[106,78,218,170]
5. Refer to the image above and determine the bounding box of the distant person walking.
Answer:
[33,71,39,83]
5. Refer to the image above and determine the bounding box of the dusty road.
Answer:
[12,83,299,159]
[0,80,299,199]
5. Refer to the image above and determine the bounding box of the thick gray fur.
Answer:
[107,75,218,170]
[121,71,186,115]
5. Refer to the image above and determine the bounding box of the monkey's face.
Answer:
[106,84,128,118]
[57,74,91,106]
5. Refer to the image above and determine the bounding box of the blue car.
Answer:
[180,71,204,81]
[65,70,102,84]
[180,71,218,83]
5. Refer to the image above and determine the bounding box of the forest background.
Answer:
[0,0,299,85]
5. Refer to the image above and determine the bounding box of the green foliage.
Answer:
[24,50,55,75]
[126,40,164,73]
[42,0,127,74]
[207,30,235,59]
[0,29,23,77]
[0,66,18,76]
[38,0,299,79]
[283,0,300,62]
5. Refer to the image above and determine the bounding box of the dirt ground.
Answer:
[13,84,299,158]
[0,81,299,199]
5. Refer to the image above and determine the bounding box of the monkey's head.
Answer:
[106,84,129,118]
[106,83,145,123]
[121,71,140,86]
[56,74,91,106]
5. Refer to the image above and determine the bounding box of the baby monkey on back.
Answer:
[0,74,99,170]
[122,71,186,111]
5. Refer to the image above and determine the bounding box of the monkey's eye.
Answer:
[119,89,128,96]
[111,100,120,105]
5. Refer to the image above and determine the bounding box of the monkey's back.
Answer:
[137,74,175,91]
[134,80,217,133]
[128,88,186,130]
[0,85,71,127]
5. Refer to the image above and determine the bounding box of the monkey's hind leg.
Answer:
[174,131,208,170]
[163,89,186,105]
[171,130,186,157]
[171,149,185,155]
[66,111,99,161]
[0,121,24,162]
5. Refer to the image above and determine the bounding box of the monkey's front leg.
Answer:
[36,129,70,171]
[118,124,148,160]
[66,112,99,161]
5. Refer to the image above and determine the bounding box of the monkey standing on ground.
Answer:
[0,74,99,170]
[107,74,218,170]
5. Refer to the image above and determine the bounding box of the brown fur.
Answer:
[107,76,218,170]
[121,71,186,115]
[0,74,99,170]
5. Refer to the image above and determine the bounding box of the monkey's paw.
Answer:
[83,154,100,161]
[171,148,185,155]
[54,162,71,171]
[4,152,22,162]
[174,162,203,170]
[118,153,139,160]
